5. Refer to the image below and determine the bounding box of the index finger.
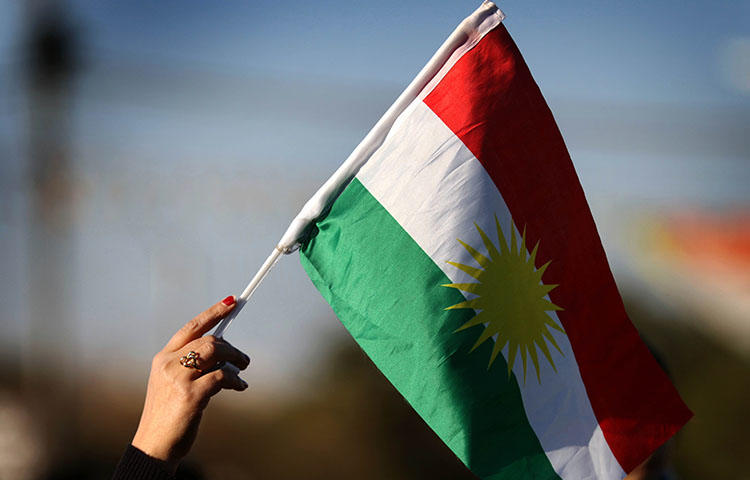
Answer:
[165,296,236,352]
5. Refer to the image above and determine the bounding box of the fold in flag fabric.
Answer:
[299,4,692,479]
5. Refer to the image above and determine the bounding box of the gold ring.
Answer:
[180,351,201,370]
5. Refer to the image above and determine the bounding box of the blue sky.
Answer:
[57,0,749,105]
[0,0,747,389]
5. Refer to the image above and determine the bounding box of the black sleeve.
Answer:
[112,444,175,480]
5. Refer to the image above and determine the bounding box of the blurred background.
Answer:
[0,0,748,478]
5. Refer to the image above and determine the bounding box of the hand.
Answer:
[131,296,250,473]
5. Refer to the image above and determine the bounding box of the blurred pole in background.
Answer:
[22,0,82,470]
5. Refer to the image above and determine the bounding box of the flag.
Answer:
[298,4,692,479]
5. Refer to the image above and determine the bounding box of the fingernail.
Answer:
[222,295,236,306]
[243,354,250,363]
[241,379,248,389]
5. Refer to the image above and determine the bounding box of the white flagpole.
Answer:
[213,246,284,338]
[213,1,504,338]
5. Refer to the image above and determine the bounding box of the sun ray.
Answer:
[544,316,566,333]
[541,299,564,311]
[527,344,541,383]
[539,284,558,295]
[528,240,540,266]
[510,221,518,256]
[542,328,565,355]
[489,334,508,365]
[446,261,484,280]
[445,219,566,384]
[442,283,481,294]
[454,311,487,332]
[535,337,557,373]
[445,298,481,310]
[458,239,491,268]
[507,341,519,374]
[535,260,551,278]
[471,323,500,353]
[494,215,510,256]
[476,223,501,262]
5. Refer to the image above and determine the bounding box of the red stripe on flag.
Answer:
[423,25,692,473]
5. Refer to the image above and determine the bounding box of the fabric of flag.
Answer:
[299,11,692,480]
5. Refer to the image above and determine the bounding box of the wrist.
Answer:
[132,429,180,474]
[115,444,176,480]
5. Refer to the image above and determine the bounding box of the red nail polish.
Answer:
[222,295,236,306]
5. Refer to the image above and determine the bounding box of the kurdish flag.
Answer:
[298,3,691,479]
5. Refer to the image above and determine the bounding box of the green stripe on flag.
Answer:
[300,179,560,480]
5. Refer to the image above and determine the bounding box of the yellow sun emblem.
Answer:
[443,216,566,384]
